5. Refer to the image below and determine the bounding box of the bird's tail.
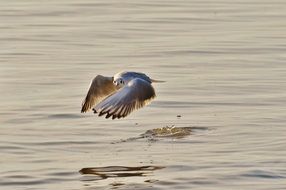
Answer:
[150,78,166,83]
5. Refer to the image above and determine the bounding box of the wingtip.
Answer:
[98,112,105,117]
[105,113,112,119]
[81,103,90,113]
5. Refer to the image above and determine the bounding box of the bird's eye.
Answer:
[120,80,123,84]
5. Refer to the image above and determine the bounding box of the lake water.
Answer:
[1,0,286,189]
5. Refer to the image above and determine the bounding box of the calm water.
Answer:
[1,0,286,189]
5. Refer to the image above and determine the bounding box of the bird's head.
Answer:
[113,78,125,88]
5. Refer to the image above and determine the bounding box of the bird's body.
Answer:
[114,71,152,84]
[81,71,162,119]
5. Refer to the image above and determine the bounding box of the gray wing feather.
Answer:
[81,75,117,113]
[94,78,156,119]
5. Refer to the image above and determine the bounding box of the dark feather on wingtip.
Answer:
[105,113,112,119]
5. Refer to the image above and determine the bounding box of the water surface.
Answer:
[1,0,286,189]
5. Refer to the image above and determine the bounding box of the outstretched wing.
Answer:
[81,75,117,113]
[93,78,156,119]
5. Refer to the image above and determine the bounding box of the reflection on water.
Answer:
[80,166,164,180]
[79,166,164,189]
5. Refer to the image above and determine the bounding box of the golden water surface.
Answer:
[1,0,286,189]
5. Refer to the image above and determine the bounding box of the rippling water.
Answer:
[1,0,286,189]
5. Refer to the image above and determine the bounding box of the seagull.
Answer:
[81,71,163,119]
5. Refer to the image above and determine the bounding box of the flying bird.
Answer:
[81,71,163,119]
